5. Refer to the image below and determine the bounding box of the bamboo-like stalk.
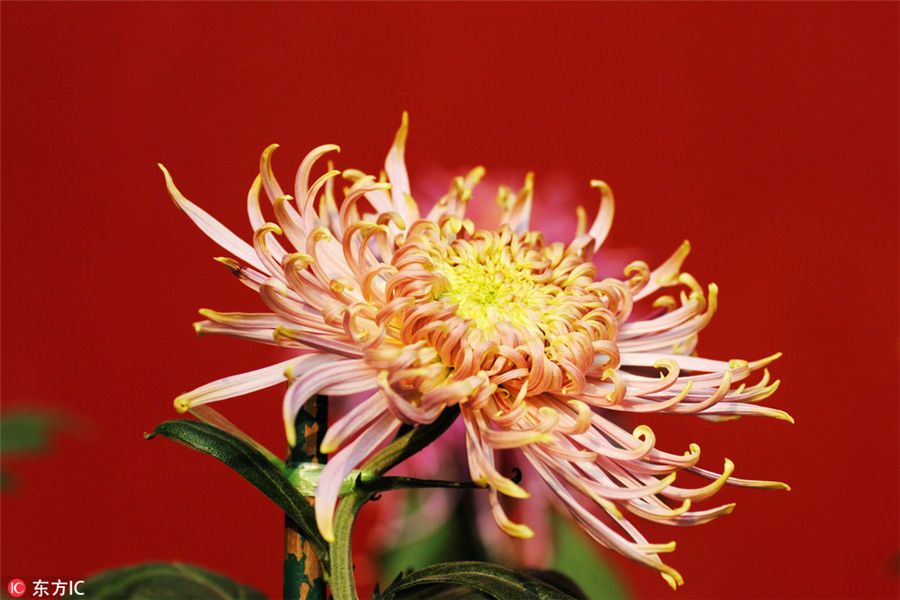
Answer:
[284,396,328,600]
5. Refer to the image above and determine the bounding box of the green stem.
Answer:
[329,405,461,600]
[284,396,329,600]
[328,486,374,600]
[363,475,480,492]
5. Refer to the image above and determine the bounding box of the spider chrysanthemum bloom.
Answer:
[161,114,790,588]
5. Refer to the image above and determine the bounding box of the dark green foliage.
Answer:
[146,420,328,566]
[378,561,582,600]
[67,562,265,599]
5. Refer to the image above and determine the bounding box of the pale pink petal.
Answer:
[320,391,392,453]
[282,356,376,445]
[159,164,266,272]
[314,413,400,542]
[174,357,308,413]
[384,111,418,224]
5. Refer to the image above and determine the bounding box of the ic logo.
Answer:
[8,579,26,598]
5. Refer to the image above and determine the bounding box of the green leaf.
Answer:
[549,514,628,600]
[384,584,490,599]
[379,561,579,600]
[67,562,265,599]
[1,411,67,454]
[146,420,328,567]
[2,410,78,491]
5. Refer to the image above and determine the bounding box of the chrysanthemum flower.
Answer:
[161,113,790,588]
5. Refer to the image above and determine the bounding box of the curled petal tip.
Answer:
[661,570,684,590]
[284,418,298,448]
[515,524,535,539]
[589,179,611,191]
[775,410,795,424]
[754,352,784,368]
[756,481,791,492]
[158,164,183,207]
[213,257,242,274]
[318,519,336,544]
[255,222,283,237]
[671,498,692,516]
[637,541,677,554]
[393,112,409,144]
[496,479,531,499]
[282,360,296,381]
[503,521,535,539]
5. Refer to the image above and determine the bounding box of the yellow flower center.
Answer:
[430,226,612,348]
[378,219,629,398]
[433,238,561,336]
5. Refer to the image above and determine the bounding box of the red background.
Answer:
[2,3,897,599]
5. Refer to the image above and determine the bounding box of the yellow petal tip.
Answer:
[775,410,795,424]
[503,522,534,539]
[661,570,684,590]
[320,527,335,544]
[285,422,297,448]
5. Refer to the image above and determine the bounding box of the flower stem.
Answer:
[330,406,461,600]
[284,395,329,600]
